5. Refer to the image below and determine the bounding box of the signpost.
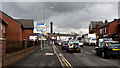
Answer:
[37,23,47,50]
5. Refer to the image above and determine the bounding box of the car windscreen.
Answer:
[104,38,113,41]
[73,43,79,48]
[107,43,120,46]
[63,42,68,45]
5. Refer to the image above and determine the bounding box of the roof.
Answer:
[90,21,103,29]
[15,19,34,29]
[100,18,120,28]
[0,10,23,26]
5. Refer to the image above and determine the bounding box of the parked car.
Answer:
[66,43,81,53]
[95,41,120,58]
[98,38,113,46]
[61,41,68,50]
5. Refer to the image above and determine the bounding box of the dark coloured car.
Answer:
[55,41,59,45]
[66,43,81,53]
[95,41,120,58]
[61,41,68,50]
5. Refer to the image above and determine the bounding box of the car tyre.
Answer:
[101,51,108,58]
[61,47,63,50]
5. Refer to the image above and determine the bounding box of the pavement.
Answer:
[55,45,120,68]
[9,44,61,68]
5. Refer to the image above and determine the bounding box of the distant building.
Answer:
[16,19,34,40]
[89,21,103,34]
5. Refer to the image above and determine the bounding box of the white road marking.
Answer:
[92,50,95,52]
[85,52,91,55]
[101,58,108,62]
[45,53,54,55]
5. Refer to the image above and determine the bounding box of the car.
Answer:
[95,41,120,58]
[61,41,68,50]
[55,41,59,45]
[58,41,62,46]
[79,41,84,47]
[98,38,113,46]
[66,42,81,53]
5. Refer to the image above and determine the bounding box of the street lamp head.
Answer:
[50,7,53,8]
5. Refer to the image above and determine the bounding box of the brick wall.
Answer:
[109,21,118,34]
[22,29,33,40]
[0,12,22,41]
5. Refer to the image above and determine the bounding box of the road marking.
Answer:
[53,45,73,68]
[62,56,73,68]
[85,52,91,55]
[45,53,54,55]
[61,57,69,67]
[101,58,108,62]
[92,50,95,52]
[52,45,65,68]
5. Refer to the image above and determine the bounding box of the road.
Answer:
[55,45,120,68]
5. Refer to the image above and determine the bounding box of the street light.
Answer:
[43,6,53,45]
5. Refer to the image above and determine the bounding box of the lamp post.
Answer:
[43,7,53,45]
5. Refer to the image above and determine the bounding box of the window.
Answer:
[105,28,106,34]
[1,24,5,33]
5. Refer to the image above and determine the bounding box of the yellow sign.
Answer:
[41,27,45,28]
[42,33,46,34]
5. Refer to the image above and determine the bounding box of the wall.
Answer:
[22,29,33,40]
[0,12,22,41]
[109,21,118,34]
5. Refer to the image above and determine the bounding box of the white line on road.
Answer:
[92,50,95,52]
[101,58,108,62]
[85,52,91,55]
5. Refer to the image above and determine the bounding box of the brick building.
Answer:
[16,19,34,40]
[0,11,23,41]
[90,19,120,42]
[0,19,8,39]
[89,21,103,34]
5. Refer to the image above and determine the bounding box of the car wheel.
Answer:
[101,52,108,58]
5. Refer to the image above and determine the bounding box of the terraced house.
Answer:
[89,19,120,42]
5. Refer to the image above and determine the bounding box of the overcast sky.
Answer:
[1,1,119,34]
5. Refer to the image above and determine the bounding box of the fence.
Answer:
[6,40,40,54]
[6,41,25,54]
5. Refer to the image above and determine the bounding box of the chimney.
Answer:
[105,19,108,24]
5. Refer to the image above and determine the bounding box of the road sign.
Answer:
[38,34,42,36]
[37,23,46,32]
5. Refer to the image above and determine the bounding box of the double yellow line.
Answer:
[61,56,73,68]
[53,45,73,68]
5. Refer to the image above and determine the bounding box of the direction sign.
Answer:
[38,34,42,36]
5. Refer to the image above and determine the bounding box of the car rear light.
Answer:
[77,49,80,50]
[63,45,65,46]
[69,49,71,50]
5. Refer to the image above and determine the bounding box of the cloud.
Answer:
[1,2,118,34]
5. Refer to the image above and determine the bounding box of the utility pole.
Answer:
[50,21,53,33]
